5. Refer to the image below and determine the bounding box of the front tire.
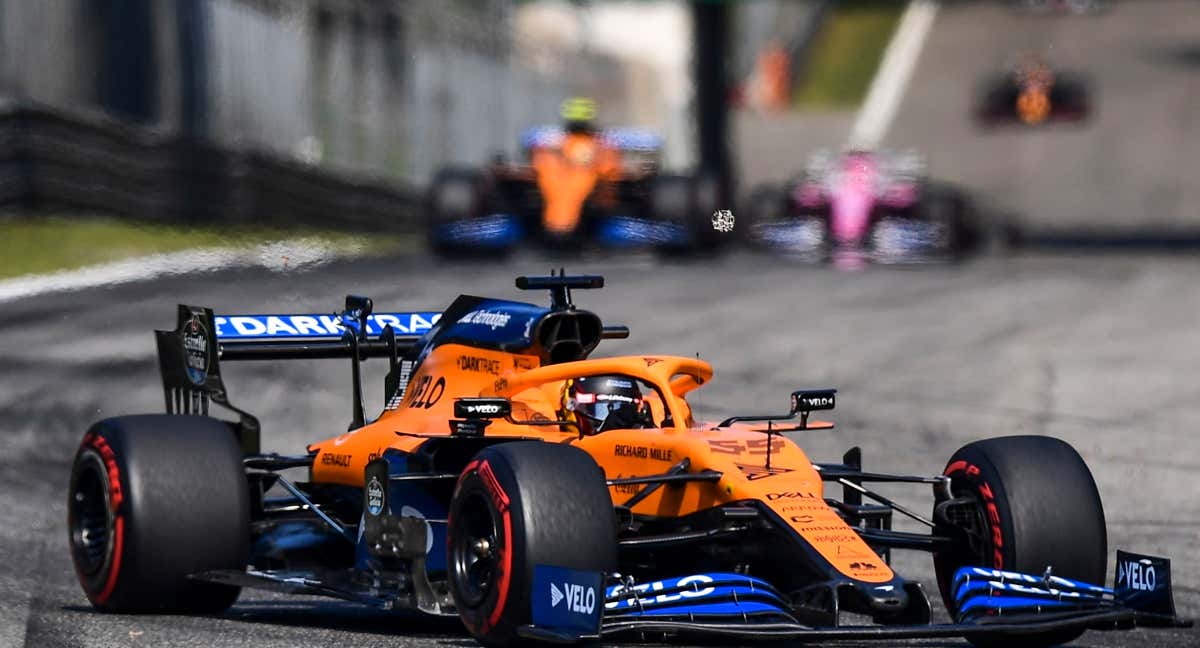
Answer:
[447,442,616,647]
[68,415,248,614]
[934,435,1106,648]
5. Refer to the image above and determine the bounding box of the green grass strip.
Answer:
[793,1,905,109]
[0,213,414,280]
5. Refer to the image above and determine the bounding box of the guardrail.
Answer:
[0,103,421,231]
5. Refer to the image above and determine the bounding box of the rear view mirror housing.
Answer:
[454,398,512,420]
[791,389,836,415]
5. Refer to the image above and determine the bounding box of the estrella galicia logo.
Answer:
[182,315,210,386]
[366,476,385,516]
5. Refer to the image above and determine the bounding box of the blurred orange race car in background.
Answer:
[427,99,723,255]
[975,54,1091,126]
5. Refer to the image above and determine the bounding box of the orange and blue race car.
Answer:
[69,274,1189,646]
[427,99,723,254]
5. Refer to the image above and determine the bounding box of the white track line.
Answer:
[0,240,358,304]
[847,0,940,149]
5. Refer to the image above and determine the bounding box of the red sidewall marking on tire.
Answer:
[82,433,126,605]
[945,461,1004,570]
[95,517,125,604]
[477,460,513,632]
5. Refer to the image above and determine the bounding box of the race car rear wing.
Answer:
[155,297,441,452]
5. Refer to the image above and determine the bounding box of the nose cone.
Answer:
[830,190,874,245]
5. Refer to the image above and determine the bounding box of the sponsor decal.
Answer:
[464,403,503,416]
[532,566,603,634]
[642,357,663,367]
[606,574,716,609]
[875,585,895,593]
[553,581,596,614]
[613,444,673,462]
[493,377,509,393]
[512,356,538,371]
[1117,558,1157,592]
[457,355,502,375]
[366,476,385,515]
[214,312,440,338]
[810,533,861,544]
[766,490,820,501]
[789,514,815,524]
[321,452,351,467]
[793,524,855,533]
[182,315,210,386]
[793,392,835,411]
[609,474,641,495]
[407,375,446,409]
[849,561,879,571]
[457,309,512,330]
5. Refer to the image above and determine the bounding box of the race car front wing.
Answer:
[518,551,1190,643]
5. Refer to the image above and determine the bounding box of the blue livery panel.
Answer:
[533,565,604,635]
[214,312,441,340]
[604,573,793,620]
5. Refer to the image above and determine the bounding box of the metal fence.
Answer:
[0,102,420,230]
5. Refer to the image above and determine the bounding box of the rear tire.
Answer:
[924,185,978,256]
[934,435,1106,648]
[428,167,493,257]
[68,415,248,614]
[447,442,616,647]
[650,173,727,254]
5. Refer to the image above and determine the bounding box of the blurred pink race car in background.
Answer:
[744,150,978,265]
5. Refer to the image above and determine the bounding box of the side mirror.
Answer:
[791,389,836,415]
[454,398,512,420]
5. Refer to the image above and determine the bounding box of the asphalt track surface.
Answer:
[3,2,1200,648]
[885,0,1200,238]
[2,250,1199,648]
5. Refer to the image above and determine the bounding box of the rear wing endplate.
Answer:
[155,301,442,449]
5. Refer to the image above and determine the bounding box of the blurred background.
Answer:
[1,1,1198,646]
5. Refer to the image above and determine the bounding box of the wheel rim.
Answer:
[946,486,993,565]
[450,490,500,609]
[70,454,112,577]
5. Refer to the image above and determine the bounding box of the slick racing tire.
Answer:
[924,186,979,256]
[448,442,617,647]
[742,183,786,246]
[650,172,726,254]
[933,435,1106,648]
[428,167,490,256]
[68,415,248,614]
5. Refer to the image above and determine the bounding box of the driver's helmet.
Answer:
[560,97,598,135]
[562,374,653,436]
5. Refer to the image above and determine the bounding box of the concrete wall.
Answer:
[0,0,657,186]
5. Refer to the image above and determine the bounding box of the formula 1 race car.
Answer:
[744,150,978,265]
[976,54,1091,126]
[69,274,1189,646]
[427,126,723,255]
